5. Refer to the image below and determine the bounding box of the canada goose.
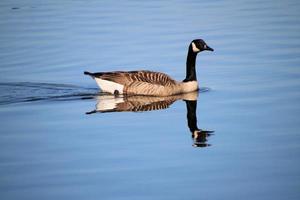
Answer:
[86,92,213,147]
[84,39,214,96]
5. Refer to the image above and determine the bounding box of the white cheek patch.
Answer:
[191,42,200,52]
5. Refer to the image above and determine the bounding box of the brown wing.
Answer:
[94,70,177,87]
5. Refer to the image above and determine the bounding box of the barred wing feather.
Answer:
[95,70,177,87]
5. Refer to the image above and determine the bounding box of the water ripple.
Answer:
[0,82,98,105]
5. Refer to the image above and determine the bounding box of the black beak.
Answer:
[205,45,214,51]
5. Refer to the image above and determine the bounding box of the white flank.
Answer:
[191,42,200,53]
[95,78,124,94]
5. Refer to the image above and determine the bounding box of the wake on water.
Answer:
[0,82,98,105]
[0,82,210,106]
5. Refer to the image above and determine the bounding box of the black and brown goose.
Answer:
[84,39,213,96]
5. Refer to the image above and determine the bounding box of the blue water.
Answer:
[1,0,300,199]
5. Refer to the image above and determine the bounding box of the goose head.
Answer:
[190,39,214,53]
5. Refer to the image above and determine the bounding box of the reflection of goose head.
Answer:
[185,100,213,147]
[87,91,213,147]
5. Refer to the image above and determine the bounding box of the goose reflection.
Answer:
[87,92,213,147]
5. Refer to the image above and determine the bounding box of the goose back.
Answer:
[93,70,180,96]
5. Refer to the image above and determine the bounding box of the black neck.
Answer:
[183,46,198,82]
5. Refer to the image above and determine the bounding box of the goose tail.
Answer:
[85,110,97,115]
[84,71,95,77]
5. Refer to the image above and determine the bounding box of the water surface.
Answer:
[0,0,300,199]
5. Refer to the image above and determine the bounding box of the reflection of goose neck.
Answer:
[185,100,199,132]
[185,99,212,148]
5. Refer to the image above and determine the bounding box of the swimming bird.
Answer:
[84,39,213,96]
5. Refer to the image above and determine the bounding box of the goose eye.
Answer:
[204,44,207,48]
